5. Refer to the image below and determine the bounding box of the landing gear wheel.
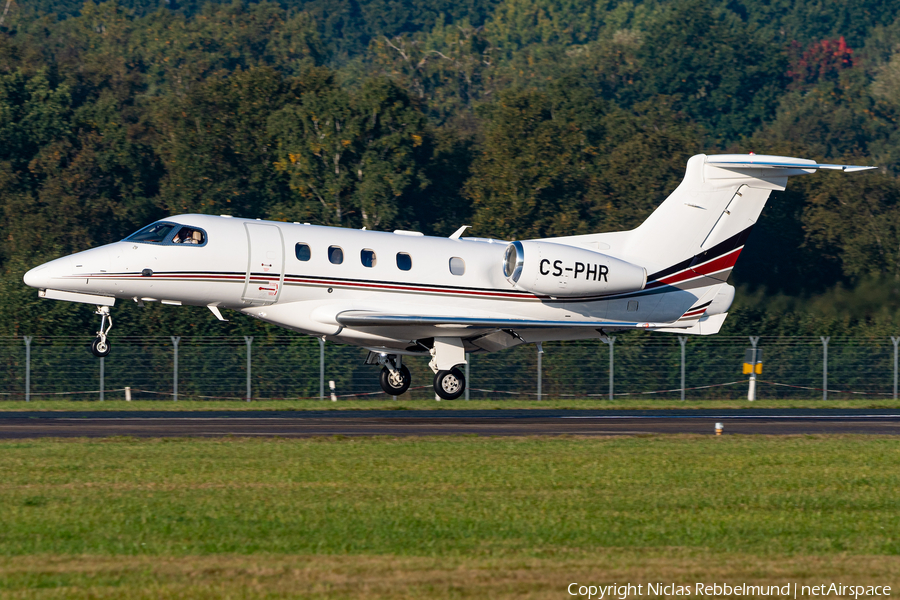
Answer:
[91,337,111,358]
[90,305,113,359]
[434,367,466,400]
[379,364,411,396]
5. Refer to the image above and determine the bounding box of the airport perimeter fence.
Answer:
[1,334,900,402]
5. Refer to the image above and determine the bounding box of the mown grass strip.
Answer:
[0,436,898,558]
[1,553,898,599]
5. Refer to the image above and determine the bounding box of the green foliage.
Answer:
[2,0,900,337]
[367,20,496,126]
[624,0,788,142]
[466,84,605,239]
[466,85,702,239]
[153,67,296,217]
[268,77,431,229]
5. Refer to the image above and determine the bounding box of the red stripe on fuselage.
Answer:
[646,247,743,289]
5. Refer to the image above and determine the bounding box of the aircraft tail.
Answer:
[619,154,874,285]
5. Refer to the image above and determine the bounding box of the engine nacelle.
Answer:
[503,241,646,297]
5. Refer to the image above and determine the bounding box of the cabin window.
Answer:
[295,243,311,261]
[361,249,377,267]
[449,257,465,276]
[328,246,344,265]
[171,227,206,245]
[125,222,177,244]
[396,252,412,271]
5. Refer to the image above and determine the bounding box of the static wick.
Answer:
[715,422,724,436]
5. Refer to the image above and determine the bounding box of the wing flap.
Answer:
[335,310,690,330]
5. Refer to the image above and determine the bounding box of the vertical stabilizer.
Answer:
[621,154,874,280]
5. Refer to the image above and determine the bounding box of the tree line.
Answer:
[3,0,900,338]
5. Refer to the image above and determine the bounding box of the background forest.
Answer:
[3,0,900,338]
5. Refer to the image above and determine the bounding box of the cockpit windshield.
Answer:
[126,222,176,243]
[125,222,207,246]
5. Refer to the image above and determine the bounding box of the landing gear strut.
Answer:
[428,337,468,400]
[90,306,112,358]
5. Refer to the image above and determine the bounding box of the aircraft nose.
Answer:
[23,264,50,289]
[23,256,71,289]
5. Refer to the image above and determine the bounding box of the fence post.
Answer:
[24,336,32,402]
[603,337,616,400]
[244,336,253,402]
[171,336,180,402]
[748,336,760,401]
[536,343,543,401]
[677,337,687,401]
[99,356,105,401]
[465,353,470,401]
[821,336,830,401]
[892,337,900,400]
[319,337,325,400]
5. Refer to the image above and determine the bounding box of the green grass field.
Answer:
[0,435,898,598]
[4,397,900,411]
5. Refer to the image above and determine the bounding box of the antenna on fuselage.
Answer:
[449,225,470,239]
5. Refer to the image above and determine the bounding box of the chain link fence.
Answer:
[1,335,899,401]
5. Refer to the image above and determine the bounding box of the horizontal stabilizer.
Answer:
[707,155,876,173]
[650,313,727,335]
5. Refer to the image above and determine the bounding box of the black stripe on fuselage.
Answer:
[646,226,754,281]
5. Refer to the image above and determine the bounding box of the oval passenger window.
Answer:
[361,249,376,268]
[328,246,344,265]
[295,243,311,261]
[396,253,412,271]
[449,257,465,276]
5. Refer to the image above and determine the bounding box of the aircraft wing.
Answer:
[335,311,688,330]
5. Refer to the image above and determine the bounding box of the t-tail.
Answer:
[549,154,876,334]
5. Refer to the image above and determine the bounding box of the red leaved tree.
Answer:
[787,36,854,86]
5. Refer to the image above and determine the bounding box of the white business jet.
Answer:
[23,154,874,399]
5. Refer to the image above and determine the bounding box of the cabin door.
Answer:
[242,223,285,304]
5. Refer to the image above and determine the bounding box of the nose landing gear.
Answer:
[90,306,113,358]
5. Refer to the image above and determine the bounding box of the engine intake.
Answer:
[503,241,646,297]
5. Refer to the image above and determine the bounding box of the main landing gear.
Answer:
[379,362,412,395]
[372,353,412,396]
[433,368,466,400]
[90,306,113,358]
[428,337,467,400]
[368,337,469,400]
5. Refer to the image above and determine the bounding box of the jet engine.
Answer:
[503,241,646,297]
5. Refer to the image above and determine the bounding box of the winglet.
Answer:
[449,225,470,240]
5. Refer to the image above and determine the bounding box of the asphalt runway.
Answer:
[0,409,899,438]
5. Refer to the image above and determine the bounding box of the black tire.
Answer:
[379,364,411,396]
[91,337,111,358]
[434,367,466,400]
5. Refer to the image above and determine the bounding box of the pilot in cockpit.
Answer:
[173,228,204,244]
